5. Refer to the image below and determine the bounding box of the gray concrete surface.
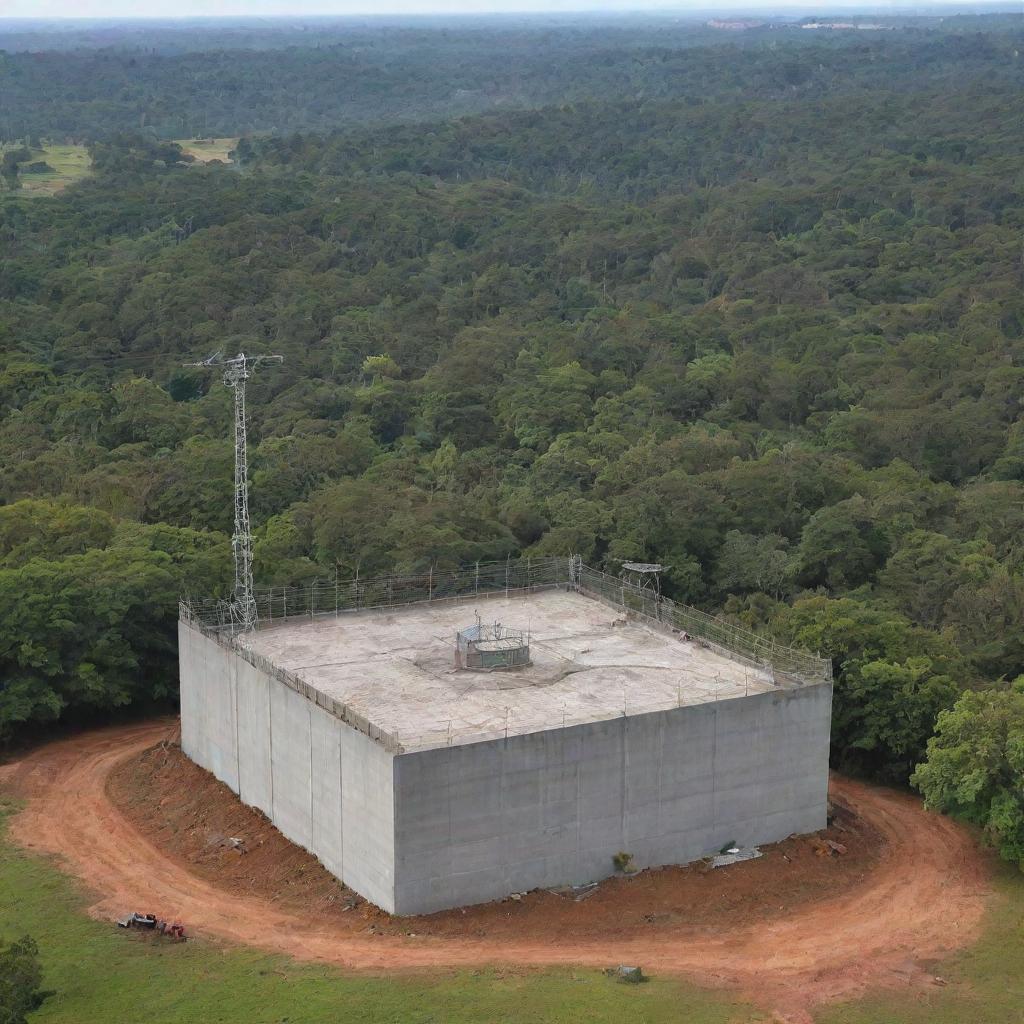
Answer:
[391,683,831,914]
[179,621,395,909]
[238,590,775,751]
[178,589,832,916]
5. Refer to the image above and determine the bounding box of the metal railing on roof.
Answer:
[179,555,831,752]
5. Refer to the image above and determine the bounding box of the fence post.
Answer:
[475,560,480,596]
[428,565,434,602]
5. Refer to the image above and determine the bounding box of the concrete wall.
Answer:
[180,621,831,918]
[392,683,831,915]
[178,622,396,911]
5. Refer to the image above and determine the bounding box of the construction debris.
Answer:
[548,881,599,901]
[117,912,187,941]
[606,964,646,984]
[711,847,762,868]
[810,837,848,857]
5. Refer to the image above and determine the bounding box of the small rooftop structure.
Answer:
[456,619,531,671]
[620,561,669,598]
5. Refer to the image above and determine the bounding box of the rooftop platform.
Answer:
[239,589,775,751]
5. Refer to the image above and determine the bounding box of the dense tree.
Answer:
[795,496,890,590]
[717,531,793,600]
[0,501,227,740]
[0,935,48,1024]
[913,684,1024,869]
[3,20,1020,143]
[1,17,1022,773]
[773,596,965,779]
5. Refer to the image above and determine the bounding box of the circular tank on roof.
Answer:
[456,622,531,671]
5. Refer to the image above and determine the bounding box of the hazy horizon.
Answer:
[2,0,1018,23]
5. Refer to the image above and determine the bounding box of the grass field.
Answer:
[1,796,1021,1024]
[0,138,234,202]
[173,138,239,164]
[0,144,91,198]
[0,799,750,1024]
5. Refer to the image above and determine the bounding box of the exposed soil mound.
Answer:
[107,740,359,919]
[107,739,884,941]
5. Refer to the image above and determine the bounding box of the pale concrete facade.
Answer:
[392,684,830,914]
[179,622,395,909]
[179,586,832,916]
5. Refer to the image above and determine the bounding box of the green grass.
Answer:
[3,792,1023,1024]
[173,138,239,164]
[0,144,91,198]
[0,799,751,1024]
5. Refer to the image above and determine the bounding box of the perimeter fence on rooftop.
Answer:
[572,563,831,686]
[180,555,830,752]
[183,556,566,629]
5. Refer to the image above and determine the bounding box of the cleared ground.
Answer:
[241,590,775,748]
[2,720,993,1023]
[173,137,238,163]
[0,143,90,197]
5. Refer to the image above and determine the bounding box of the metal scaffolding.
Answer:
[620,561,669,598]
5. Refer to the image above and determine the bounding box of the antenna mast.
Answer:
[186,351,282,632]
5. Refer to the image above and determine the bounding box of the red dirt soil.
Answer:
[105,737,886,941]
[2,720,993,1023]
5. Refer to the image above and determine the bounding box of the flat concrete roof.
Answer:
[239,589,774,750]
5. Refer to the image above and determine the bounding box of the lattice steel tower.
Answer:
[186,351,282,632]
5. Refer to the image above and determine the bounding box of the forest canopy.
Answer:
[1,17,1021,141]
[1,17,1023,856]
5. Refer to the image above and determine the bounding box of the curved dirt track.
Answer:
[3,720,993,1022]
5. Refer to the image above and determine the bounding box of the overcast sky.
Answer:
[1,0,1010,20]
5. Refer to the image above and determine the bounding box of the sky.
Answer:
[0,0,1013,19]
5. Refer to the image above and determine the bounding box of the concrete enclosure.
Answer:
[179,560,832,915]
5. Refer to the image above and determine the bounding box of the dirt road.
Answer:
[3,721,992,1022]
